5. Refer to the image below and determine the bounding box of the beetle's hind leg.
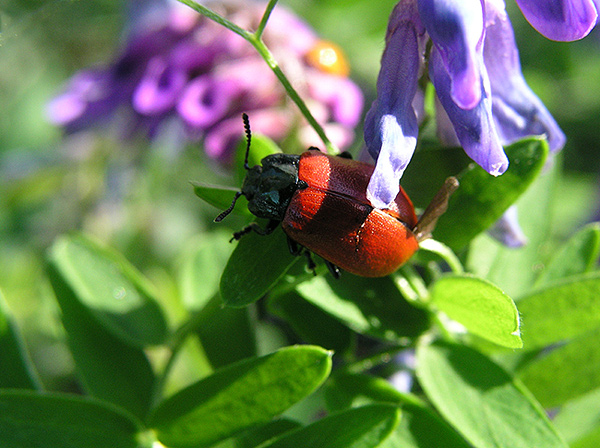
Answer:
[231,219,280,241]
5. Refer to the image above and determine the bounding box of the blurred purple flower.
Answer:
[364,0,571,210]
[48,0,363,162]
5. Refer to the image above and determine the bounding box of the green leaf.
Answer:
[150,345,332,448]
[323,373,470,448]
[194,295,257,369]
[234,418,301,448]
[48,235,167,347]
[0,290,41,390]
[534,223,600,287]
[553,388,600,446]
[179,232,235,310]
[268,291,354,355]
[383,402,472,448]
[434,138,549,251]
[324,373,406,412]
[416,340,567,448]
[518,326,600,408]
[467,159,558,298]
[192,183,252,218]
[220,227,298,307]
[429,274,522,348]
[296,274,429,342]
[259,404,400,448]
[517,273,600,349]
[47,261,155,420]
[0,390,144,448]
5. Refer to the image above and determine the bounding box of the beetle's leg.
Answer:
[286,237,302,256]
[303,251,317,276]
[287,237,318,276]
[231,220,280,241]
[324,260,341,279]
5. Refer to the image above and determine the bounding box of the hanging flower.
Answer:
[364,0,590,209]
[47,0,364,162]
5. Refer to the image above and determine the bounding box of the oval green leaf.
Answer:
[295,274,429,342]
[192,183,252,218]
[517,272,600,350]
[0,390,144,448]
[416,340,567,448]
[220,226,298,307]
[534,223,600,287]
[260,404,400,448]
[179,232,234,311]
[429,274,522,348]
[0,291,41,390]
[149,345,332,448]
[434,138,548,251]
[518,326,600,408]
[47,261,155,420]
[48,234,167,347]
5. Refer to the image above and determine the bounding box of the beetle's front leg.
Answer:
[231,219,280,241]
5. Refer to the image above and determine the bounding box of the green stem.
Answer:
[418,238,464,274]
[255,0,279,39]
[176,0,337,154]
[343,345,407,375]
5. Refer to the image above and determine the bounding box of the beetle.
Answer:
[216,113,457,278]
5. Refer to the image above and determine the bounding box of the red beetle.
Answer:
[216,114,457,277]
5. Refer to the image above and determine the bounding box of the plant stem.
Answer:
[255,0,279,39]
[175,0,337,154]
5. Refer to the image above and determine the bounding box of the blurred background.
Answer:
[1,0,599,391]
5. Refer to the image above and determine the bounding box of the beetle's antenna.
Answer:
[214,191,243,222]
[242,112,252,170]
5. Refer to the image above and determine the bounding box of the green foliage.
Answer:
[2,0,600,446]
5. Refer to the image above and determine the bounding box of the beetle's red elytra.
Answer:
[215,113,457,278]
[281,150,419,277]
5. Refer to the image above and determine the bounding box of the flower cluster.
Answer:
[364,0,597,209]
[48,0,363,162]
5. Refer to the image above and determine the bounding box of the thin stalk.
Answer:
[176,0,337,154]
[255,0,279,39]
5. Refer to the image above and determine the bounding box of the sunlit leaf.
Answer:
[150,345,332,448]
[416,340,567,448]
[0,390,144,448]
[429,274,522,348]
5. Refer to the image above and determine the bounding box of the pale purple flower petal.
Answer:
[132,57,187,115]
[364,1,425,208]
[488,205,528,247]
[485,0,566,152]
[515,0,598,41]
[418,0,485,109]
[308,72,364,127]
[177,76,239,128]
[430,48,509,176]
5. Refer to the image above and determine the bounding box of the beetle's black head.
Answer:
[241,153,300,221]
[215,113,301,223]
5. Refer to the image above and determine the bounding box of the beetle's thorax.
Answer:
[241,153,301,221]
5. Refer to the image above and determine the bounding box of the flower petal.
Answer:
[487,205,528,248]
[364,1,424,208]
[515,0,598,41]
[430,48,509,176]
[484,1,566,152]
[418,0,485,109]
[132,57,187,116]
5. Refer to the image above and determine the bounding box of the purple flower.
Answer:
[515,0,598,41]
[364,0,568,209]
[48,0,364,162]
